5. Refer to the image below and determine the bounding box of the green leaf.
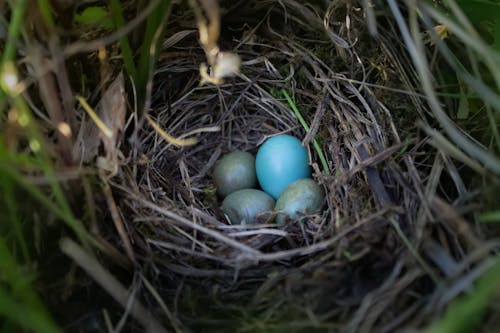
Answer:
[75,6,114,30]
[455,0,500,23]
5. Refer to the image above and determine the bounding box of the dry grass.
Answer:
[79,1,499,331]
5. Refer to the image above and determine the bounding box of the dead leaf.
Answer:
[99,72,126,163]
[73,106,100,163]
[73,72,126,169]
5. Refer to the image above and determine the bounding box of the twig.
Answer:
[101,175,135,263]
[31,46,74,164]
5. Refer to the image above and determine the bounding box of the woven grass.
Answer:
[90,1,500,331]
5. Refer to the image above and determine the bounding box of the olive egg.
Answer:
[256,135,311,199]
[213,151,257,198]
[221,189,275,224]
[275,178,324,224]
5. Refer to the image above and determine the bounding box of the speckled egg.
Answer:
[221,189,275,225]
[256,135,311,199]
[213,151,257,198]
[275,178,324,224]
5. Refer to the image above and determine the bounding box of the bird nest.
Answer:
[107,1,491,331]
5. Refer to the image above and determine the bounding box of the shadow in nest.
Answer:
[107,1,494,332]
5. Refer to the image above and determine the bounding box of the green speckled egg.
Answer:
[275,178,324,224]
[213,151,257,198]
[221,189,275,225]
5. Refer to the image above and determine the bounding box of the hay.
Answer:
[100,1,497,331]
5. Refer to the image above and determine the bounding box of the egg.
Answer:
[274,178,324,224]
[221,189,275,224]
[213,151,257,198]
[256,134,311,199]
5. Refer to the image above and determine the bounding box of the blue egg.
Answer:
[256,134,311,199]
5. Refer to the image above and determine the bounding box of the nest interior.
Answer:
[99,1,496,331]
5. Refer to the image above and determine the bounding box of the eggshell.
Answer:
[221,189,275,225]
[275,178,324,224]
[256,135,311,199]
[213,151,257,197]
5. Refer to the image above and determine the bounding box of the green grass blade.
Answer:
[37,0,55,30]
[0,237,38,308]
[0,237,60,333]
[0,287,61,333]
[0,174,30,262]
[422,3,500,93]
[1,0,26,63]
[426,258,500,333]
[282,89,330,174]
[479,210,500,222]
[108,0,171,112]
[109,0,137,80]
[136,0,172,91]
[0,158,91,249]
[0,0,27,109]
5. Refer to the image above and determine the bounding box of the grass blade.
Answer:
[0,174,30,262]
[1,0,26,63]
[109,0,137,80]
[282,89,330,174]
[479,210,500,222]
[0,237,61,333]
[426,258,500,333]
[0,288,61,333]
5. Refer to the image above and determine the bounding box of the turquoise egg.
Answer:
[256,135,311,199]
[221,189,275,224]
[275,178,324,224]
[213,151,257,198]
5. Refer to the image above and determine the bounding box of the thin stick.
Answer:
[140,274,184,333]
[101,176,135,263]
